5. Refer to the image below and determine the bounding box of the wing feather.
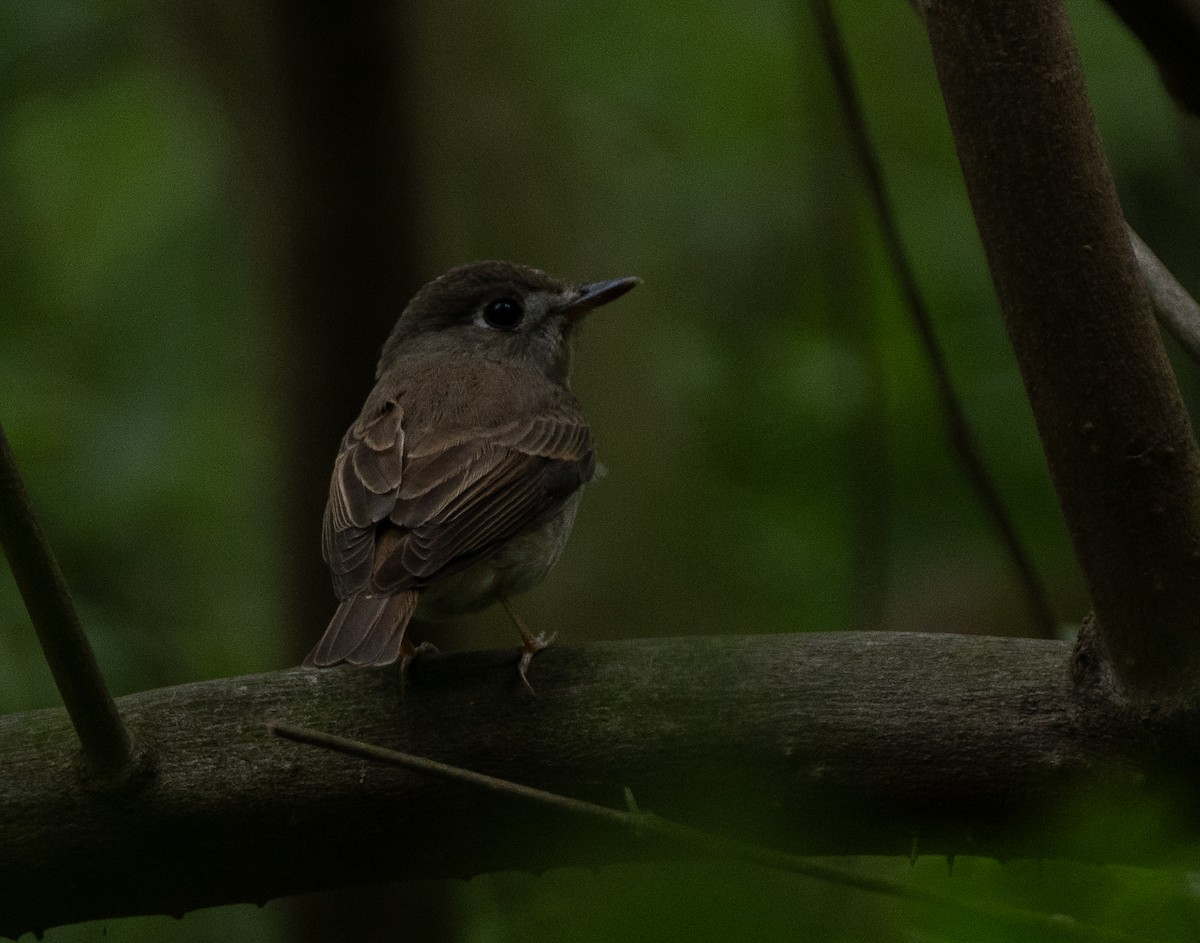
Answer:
[322,359,595,603]
[321,400,406,594]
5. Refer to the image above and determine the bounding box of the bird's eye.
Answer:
[483,297,523,330]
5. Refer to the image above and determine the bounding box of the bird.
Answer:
[303,260,640,688]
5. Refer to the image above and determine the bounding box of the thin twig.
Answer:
[809,0,1059,640]
[269,722,1152,943]
[0,421,133,777]
[1128,226,1200,366]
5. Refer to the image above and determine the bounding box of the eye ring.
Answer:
[483,297,523,330]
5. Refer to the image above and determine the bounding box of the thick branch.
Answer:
[922,0,1200,701]
[0,633,1192,938]
[0,422,133,778]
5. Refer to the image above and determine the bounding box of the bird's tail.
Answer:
[303,591,419,667]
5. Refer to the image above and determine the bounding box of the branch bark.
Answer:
[922,0,1200,701]
[0,633,1194,938]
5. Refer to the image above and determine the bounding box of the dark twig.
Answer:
[1101,0,1200,118]
[269,722,1149,943]
[1129,226,1200,366]
[810,0,1059,640]
[0,421,133,777]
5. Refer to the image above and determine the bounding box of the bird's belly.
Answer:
[414,493,582,622]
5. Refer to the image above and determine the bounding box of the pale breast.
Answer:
[413,491,582,622]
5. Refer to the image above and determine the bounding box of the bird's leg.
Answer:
[398,637,439,677]
[500,597,556,693]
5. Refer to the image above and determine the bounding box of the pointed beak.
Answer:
[560,276,642,321]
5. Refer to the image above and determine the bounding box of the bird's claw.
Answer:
[517,631,556,694]
[399,640,439,676]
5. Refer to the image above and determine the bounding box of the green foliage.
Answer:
[0,8,279,703]
[459,857,1200,943]
[2,0,1198,940]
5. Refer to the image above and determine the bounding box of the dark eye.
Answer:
[483,297,523,330]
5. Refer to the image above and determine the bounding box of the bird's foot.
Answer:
[517,629,557,694]
[399,639,439,677]
[499,597,556,693]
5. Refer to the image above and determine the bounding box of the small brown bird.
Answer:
[303,260,639,686]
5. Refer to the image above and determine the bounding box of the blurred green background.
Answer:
[2,0,1199,940]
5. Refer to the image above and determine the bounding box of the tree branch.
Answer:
[921,0,1200,701]
[0,421,133,779]
[0,633,1193,938]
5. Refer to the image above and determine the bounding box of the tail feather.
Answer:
[303,591,419,667]
[309,595,385,665]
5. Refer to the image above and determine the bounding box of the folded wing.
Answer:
[320,360,595,603]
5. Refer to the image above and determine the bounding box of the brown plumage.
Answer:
[303,261,639,679]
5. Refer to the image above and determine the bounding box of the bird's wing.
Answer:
[321,389,407,599]
[370,409,594,593]
[321,362,595,600]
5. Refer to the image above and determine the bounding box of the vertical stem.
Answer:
[811,0,1059,640]
[923,0,1200,699]
[0,422,134,776]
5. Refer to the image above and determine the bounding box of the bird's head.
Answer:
[377,261,640,385]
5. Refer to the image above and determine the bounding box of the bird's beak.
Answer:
[561,276,642,321]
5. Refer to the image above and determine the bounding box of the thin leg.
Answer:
[500,597,556,693]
